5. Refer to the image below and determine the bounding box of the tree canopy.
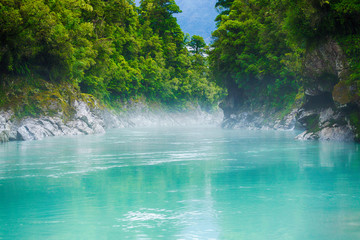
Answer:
[0,0,224,110]
[210,0,360,110]
[210,0,300,109]
[188,35,206,54]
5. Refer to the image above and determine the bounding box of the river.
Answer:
[0,127,360,239]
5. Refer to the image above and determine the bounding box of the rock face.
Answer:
[220,39,358,142]
[4,100,106,142]
[221,108,298,131]
[0,100,223,143]
[0,111,12,143]
[295,106,355,141]
[295,39,357,141]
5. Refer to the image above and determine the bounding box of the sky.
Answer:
[135,0,219,43]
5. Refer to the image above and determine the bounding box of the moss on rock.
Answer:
[0,76,100,121]
[332,81,357,105]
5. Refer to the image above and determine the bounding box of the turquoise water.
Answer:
[1,128,360,240]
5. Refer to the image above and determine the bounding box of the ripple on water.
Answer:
[0,128,359,239]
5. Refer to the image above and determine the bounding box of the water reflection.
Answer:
[0,128,359,239]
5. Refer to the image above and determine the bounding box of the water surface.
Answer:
[1,128,360,239]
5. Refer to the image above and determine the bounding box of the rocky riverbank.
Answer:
[1,39,358,143]
[0,100,223,143]
[221,108,298,131]
[220,102,356,141]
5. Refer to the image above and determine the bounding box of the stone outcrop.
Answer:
[295,106,355,141]
[0,110,12,143]
[0,100,223,143]
[221,108,298,131]
[295,39,358,141]
[3,100,106,142]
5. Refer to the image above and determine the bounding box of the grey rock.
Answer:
[294,39,356,141]
[274,109,298,130]
[37,118,63,136]
[0,100,107,142]
[319,108,334,124]
[303,38,348,90]
[0,130,9,142]
[0,110,13,122]
[16,123,53,141]
[222,109,297,131]
[296,109,318,127]
[73,100,105,130]
[294,104,355,141]
[295,130,319,141]
[0,110,13,142]
[99,110,125,129]
[1,100,223,143]
[8,128,18,141]
[318,126,354,141]
[13,117,65,141]
[66,120,93,135]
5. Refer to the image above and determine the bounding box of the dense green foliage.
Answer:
[0,0,223,111]
[211,0,360,109]
[285,0,360,94]
[211,0,301,109]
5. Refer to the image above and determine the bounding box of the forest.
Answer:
[0,0,223,114]
[0,0,359,120]
[211,0,360,111]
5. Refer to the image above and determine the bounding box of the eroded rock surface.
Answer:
[221,108,298,131]
[0,111,13,142]
[0,100,223,143]
[295,39,357,141]
[7,100,106,141]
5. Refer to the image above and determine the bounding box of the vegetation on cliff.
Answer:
[210,0,360,112]
[0,0,224,114]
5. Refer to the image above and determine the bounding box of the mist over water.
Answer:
[1,127,360,239]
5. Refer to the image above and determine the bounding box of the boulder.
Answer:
[318,126,354,141]
[0,110,13,142]
[295,130,319,140]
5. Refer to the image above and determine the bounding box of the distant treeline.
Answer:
[0,0,223,109]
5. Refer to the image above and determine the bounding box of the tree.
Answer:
[215,0,234,23]
[139,0,183,45]
[188,35,206,54]
[210,0,300,109]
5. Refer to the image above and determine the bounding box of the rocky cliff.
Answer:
[295,39,359,141]
[220,39,359,142]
